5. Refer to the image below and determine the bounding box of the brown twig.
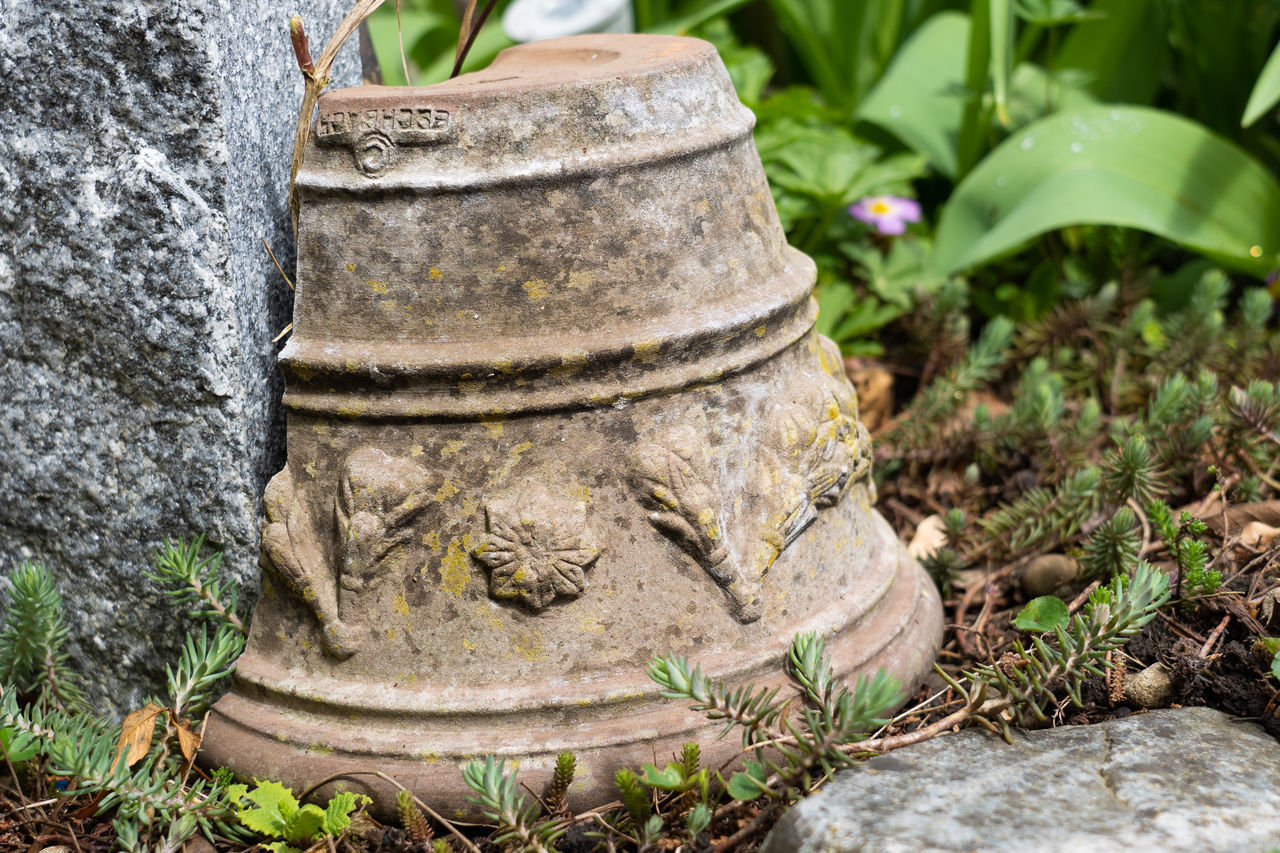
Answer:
[1198,614,1232,658]
[451,0,500,78]
[288,0,388,234]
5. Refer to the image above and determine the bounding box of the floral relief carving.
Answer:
[753,334,875,572]
[259,448,430,659]
[627,424,762,623]
[472,482,601,610]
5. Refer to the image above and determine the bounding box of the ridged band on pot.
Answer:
[202,33,944,815]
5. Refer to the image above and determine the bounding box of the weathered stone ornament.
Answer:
[203,33,944,813]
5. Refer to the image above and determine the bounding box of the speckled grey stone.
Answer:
[0,0,358,714]
[763,707,1280,853]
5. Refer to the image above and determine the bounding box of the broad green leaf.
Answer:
[283,803,326,843]
[1272,650,1280,683]
[652,0,754,35]
[0,726,39,764]
[1244,40,1280,128]
[1014,595,1069,632]
[725,760,770,801]
[860,11,968,177]
[236,779,300,838]
[639,762,687,791]
[322,791,363,837]
[858,13,1094,178]
[932,106,1280,278]
[1056,0,1163,104]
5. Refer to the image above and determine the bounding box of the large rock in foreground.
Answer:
[0,0,357,713]
[764,707,1280,853]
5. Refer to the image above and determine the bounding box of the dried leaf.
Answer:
[907,514,947,560]
[174,717,202,762]
[844,360,894,432]
[112,702,164,770]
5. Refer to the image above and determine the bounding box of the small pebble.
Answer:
[1124,662,1174,708]
[1020,554,1080,597]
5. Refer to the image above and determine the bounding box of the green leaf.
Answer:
[1244,40,1280,128]
[364,9,451,86]
[236,779,300,838]
[990,0,1014,127]
[932,106,1280,278]
[1056,0,1163,104]
[262,844,303,853]
[1014,595,1070,632]
[725,760,770,801]
[858,12,1095,178]
[1272,650,1280,682]
[859,12,969,178]
[322,791,363,837]
[640,762,687,791]
[284,803,326,844]
[0,726,39,764]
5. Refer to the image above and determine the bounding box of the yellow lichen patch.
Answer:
[422,530,441,552]
[482,420,506,438]
[346,263,357,272]
[566,270,594,290]
[367,279,390,294]
[694,199,711,214]
[440,439,466,457]
[393,594,410,617]
[335,403,365,418]
[409,444,424,457]
[754,324,767,338]
[522,279,549,300]
[461,637,477,651]
[510,440,532,461]
[386,627,398,639]
[474,604,503,631]
[418,751,443,764]
[434,480,459,501]
[293,365,316,381]
[439,539,470,596]
[549,353,588,380]
[428,266,443,280]
[587,392,618,406]
[304,461,317,478]
[490,358,518,376]
[299,638,312,651]
[497,264,507,272]
[578,615,605,633]
[380,299,397,311]
[344,358,360,373]
[461,494,480,516]
[512,629,546,661]
[697,507,720,541]
[631,340,661,364]
[569,482,592,503]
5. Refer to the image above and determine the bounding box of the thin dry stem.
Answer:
[288,0,388,235]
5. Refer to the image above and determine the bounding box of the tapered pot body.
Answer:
[203,34,943,814]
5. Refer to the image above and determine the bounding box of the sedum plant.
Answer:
[0,541,263,852]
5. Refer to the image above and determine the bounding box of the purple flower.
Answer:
[848,195,922,235]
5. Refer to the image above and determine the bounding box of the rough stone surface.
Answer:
[0,0,357,714]
[763,707,1280,853]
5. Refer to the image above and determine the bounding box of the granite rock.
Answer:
[763,707,1280,853]
[0,0,358,714]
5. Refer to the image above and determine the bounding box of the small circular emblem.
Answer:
[354,131,393,177]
